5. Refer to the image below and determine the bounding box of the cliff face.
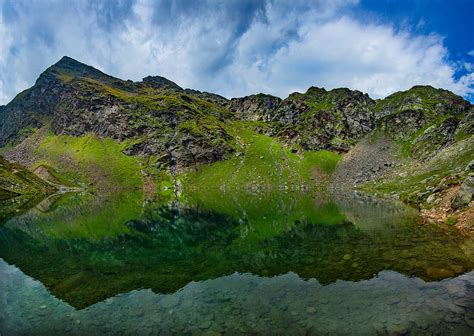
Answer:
[228,88,376,152]
[228,94,282,122]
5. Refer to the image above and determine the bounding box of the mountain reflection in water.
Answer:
[0,189,473,334]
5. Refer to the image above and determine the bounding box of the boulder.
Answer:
[451,175,474,209]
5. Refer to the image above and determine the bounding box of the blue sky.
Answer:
[0,0,473,104]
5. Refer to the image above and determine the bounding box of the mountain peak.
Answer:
[55,55,83,66]
[142,75,182,91]
[51,56,96,73]
[42,56,120,85]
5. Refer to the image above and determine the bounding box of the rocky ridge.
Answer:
[1,57,471,169]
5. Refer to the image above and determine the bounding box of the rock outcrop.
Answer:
[228,94,282,121]
[273,87,376,151]
[376,86,471,159]
[452,175,474,210]
[230,87,377,152]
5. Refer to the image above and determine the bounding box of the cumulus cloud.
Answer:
[0,0,472,105]
[225,16,474,98]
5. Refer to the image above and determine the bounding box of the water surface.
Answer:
[1,188,473,335]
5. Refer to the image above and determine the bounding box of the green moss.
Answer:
[445,216,458,226]
[304,98,334,112]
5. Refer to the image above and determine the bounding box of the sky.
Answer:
[0,0,473,105]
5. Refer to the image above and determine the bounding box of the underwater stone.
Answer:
[425,267,455,278]
[454,298,474,308]
[159,296,179,309]
[450,265,463,273]
[306,307,317,314]
[343,254,352,261]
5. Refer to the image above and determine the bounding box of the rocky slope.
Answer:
[332,86,473,232]
[229,87,376,152]
[0,57,236,170]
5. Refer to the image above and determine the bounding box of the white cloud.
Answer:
[0,0,472,105]
[468,50,474,57]
[222,16,474,98]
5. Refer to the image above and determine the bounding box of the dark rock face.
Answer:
[410,117,460,159]
[375,86,472,159]
[378,110,427,141]
[229,88,377,152]
[269,87,376,151]
[228,94,282,121]
[142,76,183,91]
[375,86,470,119]
[375,86,471,135]
[184,89,229,107]
[456,106,474,138]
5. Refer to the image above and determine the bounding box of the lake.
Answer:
[1,188,474,335]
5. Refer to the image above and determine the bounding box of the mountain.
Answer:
[2,57,471,165]
[0,56,236,170]
[230,87,376,152]
[0,56,472,230]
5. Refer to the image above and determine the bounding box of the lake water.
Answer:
[1,189,474,335]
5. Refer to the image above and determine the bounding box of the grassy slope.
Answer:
[180,122,344,245]
[33,132,144,189]
[182,122,340,192]
[0,155,56,223]
[0,132,153,239]
[7,191,144,240]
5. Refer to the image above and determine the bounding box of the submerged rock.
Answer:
[425,267,455,279]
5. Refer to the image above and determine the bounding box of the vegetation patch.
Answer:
[181,122,340,192]
[34,133,144,190]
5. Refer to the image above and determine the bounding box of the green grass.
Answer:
[445,216,458,226]
[177,122,343,244]
[34,133,144,189]
[0,155,54,196]
[25,190,143,240]
[181,122,340,192]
